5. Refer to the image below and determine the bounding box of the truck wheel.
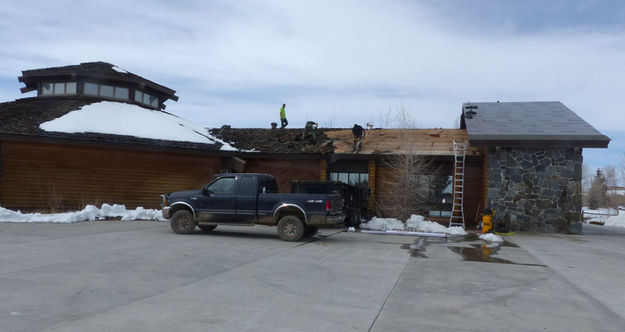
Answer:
[277,215,305,241]
[170,210,196,234]
[304,226,319,237]
[198,224,217,232]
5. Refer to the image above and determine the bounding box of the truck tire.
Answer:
[277,215,305,241]
[170,210,196,234]
[198,224,217,232]
[304,225,319,237]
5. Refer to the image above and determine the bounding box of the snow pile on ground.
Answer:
[0,204,164,223]
[360,217,405,230]
[602,211,625,228]
[406,214,467,235]
[479,233,504,242]
[360,214,467,235]
[39,101,238,151]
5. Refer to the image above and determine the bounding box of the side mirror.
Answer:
[202,187,211,196]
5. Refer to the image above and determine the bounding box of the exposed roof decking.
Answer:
[462,101,610,147]
[325,129,481,156]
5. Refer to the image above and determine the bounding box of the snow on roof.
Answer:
[112,66,128,74]
[39,101,237,150]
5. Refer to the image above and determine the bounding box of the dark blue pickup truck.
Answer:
[161,173,345,241]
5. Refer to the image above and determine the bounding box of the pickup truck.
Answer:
[161,173,345,241]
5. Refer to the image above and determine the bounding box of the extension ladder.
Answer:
[449,140,466,228]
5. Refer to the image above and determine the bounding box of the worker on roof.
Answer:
[352,124,365,153]
[302,121,318,143]
[280,104,288,129]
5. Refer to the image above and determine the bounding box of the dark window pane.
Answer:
[84,83,98,95]
[114,87,129,100]
[149,95,158,107]
[135,91,143,103]
[100,85,114,97]
[208,177,236,195]
[53,82,65,95]
[41,82,53,95]
[66,82,77,94]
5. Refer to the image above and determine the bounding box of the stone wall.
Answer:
[488,147,582,233]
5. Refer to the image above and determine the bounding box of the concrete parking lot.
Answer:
[1,221,624,332]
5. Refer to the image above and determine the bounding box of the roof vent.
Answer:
[464,104,478,119]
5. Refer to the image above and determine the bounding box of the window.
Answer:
[53,83,65,95]
[83,82,129,100]
[41,82,77,96]
[207,177,237,195]
[143,92,158,108]
[99,85,114,97]
[238,176,255,196]
[330,172,369,188]
[41,83,53,95]
[427,175,453,217]
[66,82,77,94]
[84,82,98,95]
[135,90,159,108]
[114,87,129,100]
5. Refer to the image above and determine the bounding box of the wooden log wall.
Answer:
[0,140,222,211]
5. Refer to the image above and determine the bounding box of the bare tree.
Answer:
[374,106,442,220]
[603,165,618,187]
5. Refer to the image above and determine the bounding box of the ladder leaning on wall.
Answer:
[449,140,467,228]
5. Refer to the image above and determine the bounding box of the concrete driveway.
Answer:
[0,221,624,332]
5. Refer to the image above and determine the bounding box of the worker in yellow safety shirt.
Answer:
[280,104,288,129]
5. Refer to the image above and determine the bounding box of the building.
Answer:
[0,62,610,233]
[461,102,609,232]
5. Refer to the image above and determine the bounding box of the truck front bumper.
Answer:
[162,207,171,219]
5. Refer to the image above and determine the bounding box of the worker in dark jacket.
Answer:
[352,124,365,153]
[280,104,288,129]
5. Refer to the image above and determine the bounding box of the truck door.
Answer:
[236,175,257,223]
[197,176,238,223]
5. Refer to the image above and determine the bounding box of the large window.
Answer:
[84,82,129,100]
[135,90,158,108]
[329,172,369,188]
[427,175,453,217]
[41,82,77,96]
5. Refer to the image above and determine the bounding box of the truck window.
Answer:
[238,176,255,196]
[259,179,278,194]
[207,177,236,195]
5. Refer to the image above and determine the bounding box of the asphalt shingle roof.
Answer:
[462,101,610,147]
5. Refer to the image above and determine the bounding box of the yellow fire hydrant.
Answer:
[482,207,493,233]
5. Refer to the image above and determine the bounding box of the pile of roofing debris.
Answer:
[211,125,335,154]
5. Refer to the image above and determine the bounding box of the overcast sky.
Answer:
[1,0,624,172]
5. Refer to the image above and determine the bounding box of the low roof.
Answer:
[324,128,480,156]
[461,101,610,148]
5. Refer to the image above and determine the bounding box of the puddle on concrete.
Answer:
[400,238,428,258]
[448,244,546,267]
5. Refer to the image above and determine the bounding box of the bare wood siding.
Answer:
[243,158,321,193]
[0,140,221,211]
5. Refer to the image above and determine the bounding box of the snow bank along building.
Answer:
[0,62,610,232]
